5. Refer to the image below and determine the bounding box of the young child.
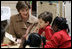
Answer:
[35,11,53,41]
[19,33,41,48]
[44,17,71,48]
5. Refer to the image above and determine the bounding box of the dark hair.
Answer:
[23,33,41,48]
[38,11,53,24]
[16,1,29,12]
[52,16,70,33]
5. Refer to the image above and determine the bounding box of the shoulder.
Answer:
[55,30,67,36]
[52,30,63,40]
[10,14,18,20]
[10,14,20,22]
[45,25,52,30]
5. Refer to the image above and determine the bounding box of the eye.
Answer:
[20,9,24,12]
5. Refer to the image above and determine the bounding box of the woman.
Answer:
[9,1,38,45]
[44,17,71,48]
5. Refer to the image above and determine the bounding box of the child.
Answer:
[44,17,71,48]
[36,11,53,41]
[20,33,41,48]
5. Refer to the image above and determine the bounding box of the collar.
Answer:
[43,25,51,30]
[16,14,33,24]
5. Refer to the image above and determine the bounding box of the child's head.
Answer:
[52,16,70,33]
[23,33,41,48]
[38,11,53,28]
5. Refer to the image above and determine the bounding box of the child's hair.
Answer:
[38,11,53,24]
[23,33,41,48]
[52,16,70,33]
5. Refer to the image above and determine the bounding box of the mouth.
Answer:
[23,14,27,16]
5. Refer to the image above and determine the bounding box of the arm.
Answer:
[19,35,26,48]
[8,16,17,42]
[45,28,53,40]
[33,23,44,35]
[33,23,40,33]
[44,33,61,48]
[9,16,16,37]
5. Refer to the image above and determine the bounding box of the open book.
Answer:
[5,32,17,43]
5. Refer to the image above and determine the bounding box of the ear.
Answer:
[46,21,49,25]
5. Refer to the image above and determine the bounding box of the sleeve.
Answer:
[44,33,61,48]
[45,28,53,40]
[19,36,26,48]
[9,16,16,38]
[38,28,44,35]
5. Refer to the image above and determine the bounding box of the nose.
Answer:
[24,11,27,14]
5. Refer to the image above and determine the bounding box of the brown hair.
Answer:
[16,1,29,12]
[38,11,53,24]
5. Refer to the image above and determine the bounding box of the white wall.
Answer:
[1,1,18,15]
[65,1,71,36]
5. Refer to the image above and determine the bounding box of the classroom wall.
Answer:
[37,1,63,20]
[1,1,63,19]
[37,1,57,19]
[1,1,18,15]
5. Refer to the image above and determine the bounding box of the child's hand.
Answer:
[41,31,45,37]
[33,26,39,32]
[33,24,40,32]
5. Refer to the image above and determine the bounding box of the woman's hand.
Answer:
[16,39,22,44]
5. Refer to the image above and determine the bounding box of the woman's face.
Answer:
[19,8,29,19]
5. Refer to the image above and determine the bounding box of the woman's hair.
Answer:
[16,1,29,12]
[52,16,70,33]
